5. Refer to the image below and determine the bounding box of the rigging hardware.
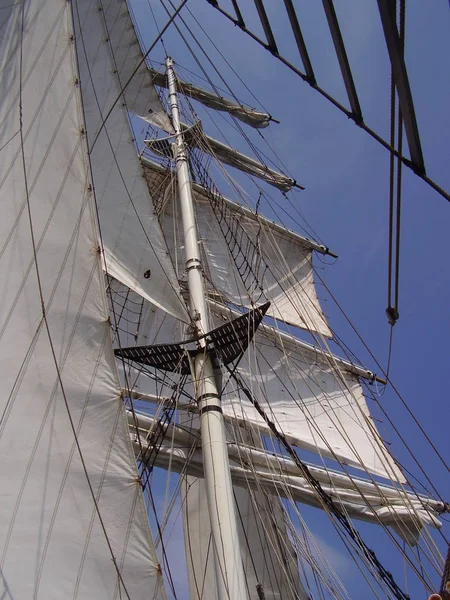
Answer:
[114,302,270,374]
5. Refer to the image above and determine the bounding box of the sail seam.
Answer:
[70,3,178,592]
[73,0,188,324]
[8,3,135,596]
[88,0,188,153]
[226,366,414,600]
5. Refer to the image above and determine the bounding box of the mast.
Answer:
[165,56,249,600]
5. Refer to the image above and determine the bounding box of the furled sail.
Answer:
[0,1,165,597]
[193,126,298,191]
[149,66,271,128]
[118,296,399,481]
[74,0,188,323]
[146,122,297,191]
[129,412,444,545]
[142,159,331,336]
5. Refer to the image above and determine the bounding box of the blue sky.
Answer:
[132,1,450,597]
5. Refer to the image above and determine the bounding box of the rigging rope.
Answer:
[89,0,188,152]
[440,542,450,599]
[226,366,413,600]
[138,374,188,490]
[386,0,405,328]
[190,151,266,303]
[204,1,450,204]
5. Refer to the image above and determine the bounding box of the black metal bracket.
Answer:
[114,302,270,374]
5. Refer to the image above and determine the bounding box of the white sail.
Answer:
[101,0,172,131]
[182,476,307,600]
[118,296,399,480]
[74,0,188,323]
[0,2,165,598]
[220,313,404,482]
[149,66,271,128]
[142,159,331,336]
[193,127,297,191]
[129,412,443,545]
[146,121,296,191]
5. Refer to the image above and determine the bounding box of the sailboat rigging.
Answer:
[1,0,449,599]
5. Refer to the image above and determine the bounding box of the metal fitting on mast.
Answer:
[164,56,249,600]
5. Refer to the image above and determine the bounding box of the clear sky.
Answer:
[132,1,450,597]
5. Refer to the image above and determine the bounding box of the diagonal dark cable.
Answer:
[225,365,412,600]
[89,0,188,152]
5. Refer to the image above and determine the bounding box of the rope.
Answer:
[190,151,266,303]
[394,0,405,313]
[386,0,405,328]
[440,542,450,599]
[386,0,397,326]
[89,0,188,152]
[138,376,187,489]
[226,367,412,600]
[14,4,133,596]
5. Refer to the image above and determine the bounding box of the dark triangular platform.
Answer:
[114,302,270,374]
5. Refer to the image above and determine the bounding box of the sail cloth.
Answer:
[0,1,165,598]
[129,412,444,546]
[192,125,297,191]
[99,1,172,132]
[74,0,188,323]
[181,420,305,600]
[119,296,397,481]
[182,477,308,600]
[149,67,271,128]
[146,121,297,191]
[215,308,405,483]
[142,159,331,337]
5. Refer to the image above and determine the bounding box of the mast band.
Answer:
[186,257,201,266]
[186,257,202,272]
[198,392,220,403]
[199,405,223,415]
